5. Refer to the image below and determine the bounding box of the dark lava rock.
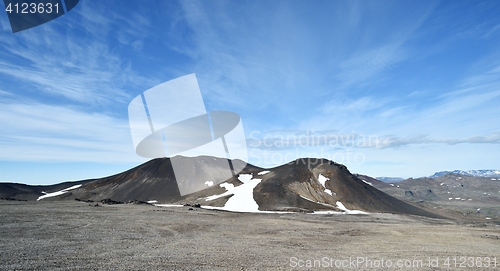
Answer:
[75,198,94,203]
[0,197,27,201]
[126,200,149,204]
[100,198,124,205]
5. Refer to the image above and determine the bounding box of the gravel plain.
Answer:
[1,201,500,271]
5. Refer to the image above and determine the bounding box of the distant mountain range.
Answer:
[430,170,500,178]
[371,171,500,220]
[374,170,500,183]
[375,177,405,183]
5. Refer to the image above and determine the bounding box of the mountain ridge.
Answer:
[430,170,500,178]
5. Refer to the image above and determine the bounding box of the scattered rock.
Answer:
[75,198,94,203]
[405,190,414,196]
[483,234,500,240]
[100,198,123,205]
[0,197,27,201]
[126,200,150,205]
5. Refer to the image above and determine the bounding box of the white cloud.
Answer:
[0,101,144,163]
[482,24,500,39]
[320,96,391,114]
[247,129,500,152]
[310,48,500,136]
[335,44,406,89]
[0,9,11,32]
[0,0,159,106]
[375,132,500,149]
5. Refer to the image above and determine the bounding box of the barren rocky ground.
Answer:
[1,201,500,271]
[373,174,500,220]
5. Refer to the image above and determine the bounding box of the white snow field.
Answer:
[299,195,368,215]
[204,174,262,212]
[154,204,183,207]
[335,201,368,214]
[318,174,334,196]
[155,173,370,215]
[37,184,82,201]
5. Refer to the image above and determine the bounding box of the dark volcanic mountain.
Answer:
[247,159,439,216]
[0,156,441,218]
[0,156,261,202]
[0,180,92,201]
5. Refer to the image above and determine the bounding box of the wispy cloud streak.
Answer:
[247,129,500,151]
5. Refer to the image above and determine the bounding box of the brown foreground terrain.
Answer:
[1,201,500,271]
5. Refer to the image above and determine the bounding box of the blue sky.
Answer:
[1,0,500,185]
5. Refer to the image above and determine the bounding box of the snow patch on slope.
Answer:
[335,201,368,214]
[205,183,235,201]
[361,179,373,186]
[154,204,183,207]
[299,196,367,214]
[37,184,82,201]
[204,174,262,212]
[318,174,335,196]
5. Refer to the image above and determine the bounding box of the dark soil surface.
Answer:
[1,201,500,270]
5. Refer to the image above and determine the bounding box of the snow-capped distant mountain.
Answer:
[430,170,500,178]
